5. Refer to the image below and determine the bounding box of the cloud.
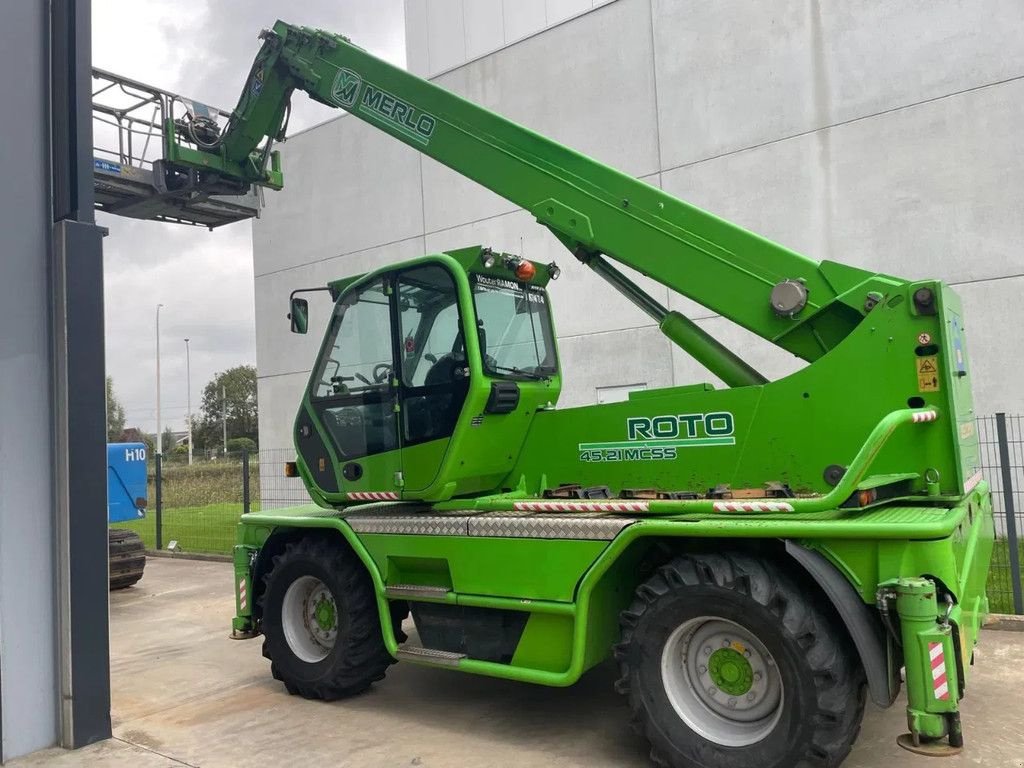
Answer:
[92,1,405,433]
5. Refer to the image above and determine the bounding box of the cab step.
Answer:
[396,646,467,666]
[385,584,451,600]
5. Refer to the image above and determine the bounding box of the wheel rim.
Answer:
[281,575,338,663]
[660,616,784,747]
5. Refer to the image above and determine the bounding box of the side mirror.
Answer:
[289,297,309,334]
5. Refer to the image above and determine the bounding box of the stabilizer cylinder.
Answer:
[890,577,963,756]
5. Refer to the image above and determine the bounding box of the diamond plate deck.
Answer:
[396,646,466,666]
[467,512,632,540]
[341,508,634,540]
[345,514,469,536]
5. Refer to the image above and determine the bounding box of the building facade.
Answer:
[252,0,1024,474]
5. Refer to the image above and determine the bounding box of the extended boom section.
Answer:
[176,21,890,362]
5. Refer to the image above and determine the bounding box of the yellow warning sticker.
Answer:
[917,356,940,392]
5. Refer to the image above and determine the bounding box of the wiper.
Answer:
[490,364,547,380]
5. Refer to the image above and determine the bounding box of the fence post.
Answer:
[995,412,1023,615]
[242,450,251,516]
[154,452,163,551]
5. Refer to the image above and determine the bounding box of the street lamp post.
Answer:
[156,303,164,455]
[184,337,193,465]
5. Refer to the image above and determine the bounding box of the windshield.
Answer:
[472,274,557,379]
[311,279,392,400]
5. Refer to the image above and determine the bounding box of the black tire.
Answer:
[260,537,394,700]
[615,552,866,768]
[109,528,146,590]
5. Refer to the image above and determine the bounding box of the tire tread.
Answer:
[259,538,394,700]
[616,552,866,768]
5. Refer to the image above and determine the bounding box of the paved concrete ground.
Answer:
[11,558,1024,768]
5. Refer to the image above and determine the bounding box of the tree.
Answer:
[106,376,126,442]
[119,427,154,455]
[161,426,177,454]
[197,365,258,451]
[226,436,257,454]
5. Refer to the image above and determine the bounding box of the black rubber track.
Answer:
[260,537,394,700]
[109,528,145,590]
[615,552,866,768]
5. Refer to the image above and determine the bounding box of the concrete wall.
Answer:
[404,0,616,77]
[0,1,58,759]
[253,0,1024,457]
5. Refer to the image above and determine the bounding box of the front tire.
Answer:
[616,552,865,768]
[260,538,394,699]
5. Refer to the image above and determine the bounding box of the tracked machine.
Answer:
[150,22,992,768]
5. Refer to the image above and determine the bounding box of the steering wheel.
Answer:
[372,363,392,384]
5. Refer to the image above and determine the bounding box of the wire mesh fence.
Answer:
[109,449,309,557]
[258,448,313,511]
[977,414,1024,614]
[110,416,1024,612]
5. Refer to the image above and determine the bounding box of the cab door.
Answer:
[304,276,402,500]
[394,264,470,492]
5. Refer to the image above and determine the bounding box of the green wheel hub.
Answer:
[708,647,753,696]
[661,617,784,746]
[314,595,336,631]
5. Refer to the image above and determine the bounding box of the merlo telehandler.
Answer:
[154,21,993,768]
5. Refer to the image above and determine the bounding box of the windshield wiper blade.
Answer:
[490,364,547,380]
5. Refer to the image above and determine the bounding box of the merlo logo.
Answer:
[331,68,362,108]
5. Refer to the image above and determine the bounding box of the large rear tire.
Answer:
[108,528,145,590]
[260,537,394,700]
[616,552,865,768]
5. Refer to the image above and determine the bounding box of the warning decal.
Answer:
[917,356,940,392]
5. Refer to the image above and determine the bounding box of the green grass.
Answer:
[987,539,1024,615]
[113,502,245,555]
[108,458,261,555]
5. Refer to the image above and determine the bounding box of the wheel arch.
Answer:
[783,540,896,707]
[587,532,894,708]
[251,522,395,654]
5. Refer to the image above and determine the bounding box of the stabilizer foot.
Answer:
[896,733,962,757]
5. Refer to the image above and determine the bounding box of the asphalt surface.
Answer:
[10,557,1024,767]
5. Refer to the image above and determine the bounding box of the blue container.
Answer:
[108,442,148,524]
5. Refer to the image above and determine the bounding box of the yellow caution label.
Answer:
[917,356,940,392]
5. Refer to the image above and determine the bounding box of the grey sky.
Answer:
[92,0,405,434]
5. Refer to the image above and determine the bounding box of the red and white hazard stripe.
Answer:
[912,410,939,423]
[713,501,795,513]
[963,470,983,494]
[347,491,400,501]
[512,500,650,513]
[238,578,248,612]
[929,641,950,700]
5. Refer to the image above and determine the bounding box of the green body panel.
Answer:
[359,534,606,602]
[234,489,990,689]
[510,613,573,672]
[509,281,971,499]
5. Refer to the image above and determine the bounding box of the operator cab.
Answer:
[290,247,560,503]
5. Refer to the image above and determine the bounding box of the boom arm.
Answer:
[183,21,898,373]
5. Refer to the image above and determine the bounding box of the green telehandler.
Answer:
[156,22,993,768]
